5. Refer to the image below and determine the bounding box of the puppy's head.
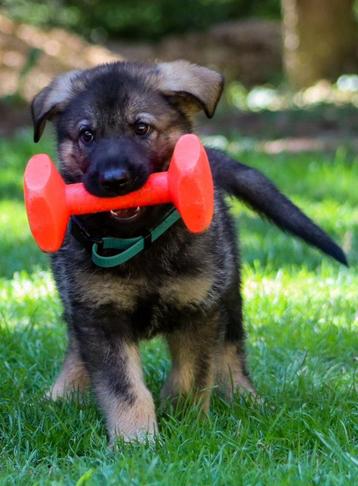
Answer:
[31,61,223,229]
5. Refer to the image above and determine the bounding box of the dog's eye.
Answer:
[79,129,95,145]
[134,121,151,136]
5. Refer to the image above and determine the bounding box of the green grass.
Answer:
[0,130,357,485]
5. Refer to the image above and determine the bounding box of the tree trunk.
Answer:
[282,0,357,88]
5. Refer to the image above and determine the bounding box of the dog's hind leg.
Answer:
[215,287,255,399]
[215,341,255,399]
[46,331,90,400]
[161,312,220,413]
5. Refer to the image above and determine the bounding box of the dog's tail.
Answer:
[208,148,348,265]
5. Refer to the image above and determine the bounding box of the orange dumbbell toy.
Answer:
[24,134,214,253]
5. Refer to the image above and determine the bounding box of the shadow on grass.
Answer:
[0,178,24,202]
[0,235,48,278]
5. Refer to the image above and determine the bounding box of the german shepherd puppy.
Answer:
[31,61,347,443]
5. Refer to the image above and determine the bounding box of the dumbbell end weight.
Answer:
[24,154,69,252]
[169,134,214,233]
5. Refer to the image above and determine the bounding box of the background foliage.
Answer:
[1,0,281,41]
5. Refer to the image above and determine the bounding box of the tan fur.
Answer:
[59,140,84,179]
[74,269,146,311]
[162,334,195,397]
[166,128,186,148]
[46,344,89,400]
[74,270,212,312]
[125,99,184,140]
[159,274,213,307]
[151,128,186,171]
[96,344,157,443]
[125,93,178,127]
[158,60,223,117]
[215,343,255,399]
[161,323,218,413]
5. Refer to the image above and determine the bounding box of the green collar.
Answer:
[71,208,180,268]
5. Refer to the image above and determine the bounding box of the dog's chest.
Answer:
[74,269,214,335]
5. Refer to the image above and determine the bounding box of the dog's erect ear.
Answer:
[157,61,224,118]
[31,70,82,142]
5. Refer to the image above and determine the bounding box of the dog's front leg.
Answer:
[73,308,157,444]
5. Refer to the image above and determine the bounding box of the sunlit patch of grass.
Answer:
[0,270,58,327]
[0,131,357,484]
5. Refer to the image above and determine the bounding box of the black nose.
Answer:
[99,167,131,194]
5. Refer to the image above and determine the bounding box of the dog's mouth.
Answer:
[109,206,144,222]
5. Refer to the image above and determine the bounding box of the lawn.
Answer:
[0,129,357,485]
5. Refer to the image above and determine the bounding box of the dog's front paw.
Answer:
[105,389,158,445]
[110,425,158,446]
[109,413,158,445]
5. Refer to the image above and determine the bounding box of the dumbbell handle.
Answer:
[65,172,169,215]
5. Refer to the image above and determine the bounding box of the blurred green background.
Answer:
[1,0,282,41]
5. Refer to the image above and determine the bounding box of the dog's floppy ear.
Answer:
[157,60,224,118]
[31,70,82,142]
